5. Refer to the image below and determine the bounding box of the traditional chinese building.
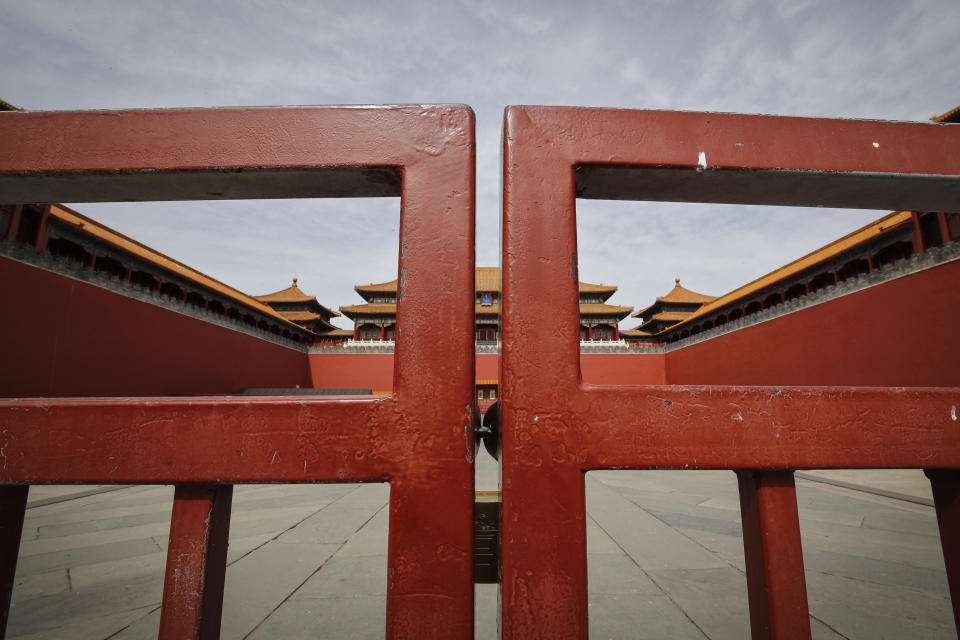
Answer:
[254,278,350,340]
[623,279,716,341]
[340,267,632,344]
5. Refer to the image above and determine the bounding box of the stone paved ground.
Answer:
[8,456,954,639]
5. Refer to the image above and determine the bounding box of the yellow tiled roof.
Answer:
[321,328,355,337]
[649,311,694,322]
[278,310,328,322]
[579,303,633,317]
[355,279,398,293]
[356,268,616,294]
[932,105,960,123]
[255,279,340,317]
[49,205,304,332]
[632,279,716,317]
[476,267,500,292]
[256,280,313,303]
[578,280,617,294]
[339,303,397,315]
[675,210,913,329]
[620,328,653,337]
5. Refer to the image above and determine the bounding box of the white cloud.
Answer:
[3,0,958,324]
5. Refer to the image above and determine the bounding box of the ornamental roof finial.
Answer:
[675,277,680,286]
[293,277,298,285]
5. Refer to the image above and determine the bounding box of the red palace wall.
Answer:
[308,352,668,393]
[309,353,395,394]
[1,259,311,397]
[581,353,666,385]
[477,353,498,382]
[666,260,960,387]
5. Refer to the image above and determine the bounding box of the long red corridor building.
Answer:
[2,201,958,406]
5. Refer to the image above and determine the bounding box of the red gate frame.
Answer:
[499,106,960,639]
[0,105,477,639]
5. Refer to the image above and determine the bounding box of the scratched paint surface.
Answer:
[500,106,960,639]
[0,104,477,640]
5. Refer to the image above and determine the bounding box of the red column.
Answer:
[587,326,593,341]
[33,204,51,251]
[614,325,619,340]
[380,325,385,340]
[867,253,876,271]
[912,212,927,254]
[353,325,358,340]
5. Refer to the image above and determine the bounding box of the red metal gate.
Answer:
[2,104,960,639]
[499,107,960,639]
[0,105,477,639]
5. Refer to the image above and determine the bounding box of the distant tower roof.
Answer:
[0,98,23,112]
[932,104,960,124]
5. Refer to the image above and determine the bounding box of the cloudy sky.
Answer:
[3,1,958,329]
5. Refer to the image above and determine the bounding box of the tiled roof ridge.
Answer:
[681,210,911,324]
[49,204,305,332]
[354,268,620,293]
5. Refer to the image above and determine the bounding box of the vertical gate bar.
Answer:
[0,486,28,639]
[737,471,811,640]
[159,485,233,640]
[386,477,474,639]
[925,469,960,632]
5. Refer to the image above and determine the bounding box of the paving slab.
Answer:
[801,469,933,502]
[10,569,69,604]
[586,476,728,571]
[588,554,661,596]
[10,604,156,640]
[8,573,161,638]
[588,593,707,639]
[246,596,386,640]
[16,536,162,575]
[803,546,951,593]
[68,552,165,591]
[475,584,498,640]
[335,507,388,557]
[292,554,387,599]
[807,570,955,639]
[586,518,624,555]
[645,567,750,640]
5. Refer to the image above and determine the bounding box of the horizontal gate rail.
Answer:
[0,104,477,639]
[500,106,960,639]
